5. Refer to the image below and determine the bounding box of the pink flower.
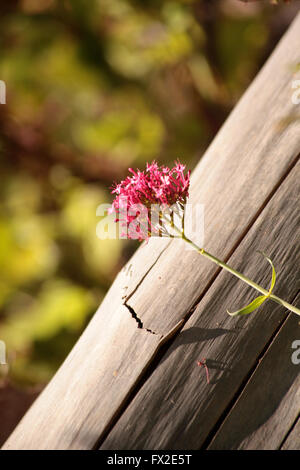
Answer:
[110,160,190,240]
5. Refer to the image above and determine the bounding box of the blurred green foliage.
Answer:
[0,0,296,386]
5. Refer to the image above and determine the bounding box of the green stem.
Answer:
[165,217,300,317]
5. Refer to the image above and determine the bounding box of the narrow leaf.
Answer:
[227,295,267,317]
[228,252,276,317]
[257,251,276,294]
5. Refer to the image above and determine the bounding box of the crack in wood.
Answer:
[94,316,185,450]
[124,300,159,335]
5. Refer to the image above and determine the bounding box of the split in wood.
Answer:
[124,300,158,335]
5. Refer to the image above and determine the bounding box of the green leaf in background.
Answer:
[1,279,97,350]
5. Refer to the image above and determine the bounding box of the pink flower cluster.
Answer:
[110,160,190,240]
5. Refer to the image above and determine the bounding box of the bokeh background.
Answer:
[0,0,298,444]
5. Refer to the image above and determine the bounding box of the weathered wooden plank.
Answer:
[2,240,170,450]
[100,160,300,450]
[122,13,300,335]
[281,418,300,450]
[3,13,300,450]
[208,306,300,450]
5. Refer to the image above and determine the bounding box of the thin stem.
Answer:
[163,216,300,317]
[182,233,269,295]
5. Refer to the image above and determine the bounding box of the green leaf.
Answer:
[227,295,267,316]
[257,251,276,294]
[228,252,277,317]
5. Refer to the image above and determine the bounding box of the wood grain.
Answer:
[281,418,300,450]
[2,239,170,450]
[101,160,300,450]
[3,13,300,450]
[208,304,300,450]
